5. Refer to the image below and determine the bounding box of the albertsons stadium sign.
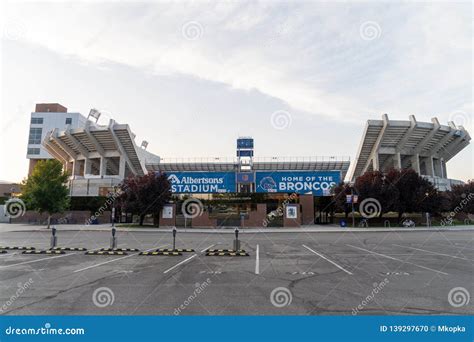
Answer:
[165,172,236,193]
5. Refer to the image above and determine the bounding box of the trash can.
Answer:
[340,220,347,228]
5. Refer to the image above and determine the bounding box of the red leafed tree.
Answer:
[353,170,399,218]
[119,172,171,226]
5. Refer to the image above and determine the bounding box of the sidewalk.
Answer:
[2,223,474,234]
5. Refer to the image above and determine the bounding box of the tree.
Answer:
[332,182,352,218]
[21,159,70,228]
[446,180,474,215]
[353,170,399,218]
[118,172,172,226]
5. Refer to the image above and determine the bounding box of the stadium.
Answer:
[26,103,471,227]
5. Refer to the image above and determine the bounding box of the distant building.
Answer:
[0,181,21,198]
[27,103,87,175]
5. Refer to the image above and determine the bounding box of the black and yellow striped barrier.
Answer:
[154,248,194,253]
[206,249,247,253]
[99,248,140,252]
[205,251,249,256]
[85,250,128,255]
[139,251,182,256]
[0,246,36,250]
[22,250,65,255]
[50,247,87,251]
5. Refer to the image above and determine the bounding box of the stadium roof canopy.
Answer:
[43,120,159,178]
[146,156,351,178]
[349,114,471,181]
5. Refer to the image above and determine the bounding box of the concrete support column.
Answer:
[65,161,73,176]
[411,154,420,174]
[442,159,447,179]
[84,158,91,175]
[119,157,126,179]
[371,153,380,171]
[439,158,445,178]
[427,156,435,176]
[99,157,107,177]
[395,152,402,169]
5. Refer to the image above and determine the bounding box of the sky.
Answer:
[0,0,472,183]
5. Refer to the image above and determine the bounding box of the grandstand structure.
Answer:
[349,114,471,190]
[35,104,470,195]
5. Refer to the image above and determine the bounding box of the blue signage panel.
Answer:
[165,172,236,193]
[236,150,254,157]
[255,171,340,195]
[237,138,254,148]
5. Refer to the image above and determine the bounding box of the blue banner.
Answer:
[236,172,255,183]
[0,316,471,342]
[255,171,340,195]
[165,172,235,193]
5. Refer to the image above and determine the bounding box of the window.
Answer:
[65,118,72,125]
[28,127,42,144]
[30,117,43,124]
[27,147,40,155]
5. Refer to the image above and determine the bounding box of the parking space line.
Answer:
[255,244,259,275]
[163,254,197,274]
[74,246,164,273]
[200,244,215,253]
[302,244,353,275]
[0,253,77,269]
[347,244,449,275]
[392,244,472,261]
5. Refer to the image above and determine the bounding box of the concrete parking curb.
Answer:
[86,250,128,255]
[23,250,65,255]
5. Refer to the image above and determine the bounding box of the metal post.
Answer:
[234,227,240,251]
[172,227,177,251]
[110,227,117,249]
[111,207,115,228]
[351,187,355,228]
[426,212,431,228]
[50,226,57,249]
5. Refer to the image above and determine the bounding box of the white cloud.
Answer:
[1,0,471,125]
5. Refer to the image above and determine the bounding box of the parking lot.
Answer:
[0,225,472,315]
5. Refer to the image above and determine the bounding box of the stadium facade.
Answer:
[27,103,471,226]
